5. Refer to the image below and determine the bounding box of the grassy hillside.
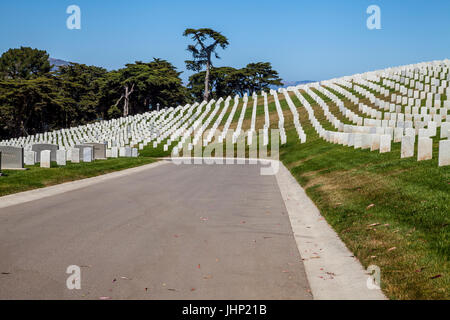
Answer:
[0,91,448,299]
[279,92,449,300]
[173,92,449,299]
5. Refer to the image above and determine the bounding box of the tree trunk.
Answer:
[203,59,211,102]
[123,84,135,117]
[123,86,129,117]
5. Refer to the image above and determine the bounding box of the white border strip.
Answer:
[1,156,387,299]
[275,161,386,300]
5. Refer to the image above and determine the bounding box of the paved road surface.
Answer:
[0,162,312,299]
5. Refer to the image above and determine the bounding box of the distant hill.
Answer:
[269,80,316,90]
[49,58,71,71]
[282,80,316,87]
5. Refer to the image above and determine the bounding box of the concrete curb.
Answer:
[0,160,169,209]
[163,156,386,299]
[1,156,387,299]
[275,162,387,300]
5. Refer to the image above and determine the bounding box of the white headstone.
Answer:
[71,148,80,163]
[394,128,404,143]
[417,137,433,161]
[83,147,93,162]
[401,136,415,158]
[111,147,119,158]
[438,140,450,167]
[361,134,371,149]
[56,150,66,166]
[24,151,36,165]
[379,135,391,153]
[441,122,450,139]
[370,135,380,151]
[40,150,51,168]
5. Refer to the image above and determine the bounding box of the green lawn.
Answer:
[279,92,449,300]
[1,91,448,299]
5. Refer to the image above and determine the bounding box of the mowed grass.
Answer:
[0,90,448,299]
[183,92,449,299]
[279,92,449,300]
[0,156,157,197]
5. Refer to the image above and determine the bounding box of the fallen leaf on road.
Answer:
[241,221,246,224]
[190,288,196,292]
[112,278,117,283]
[168,288,177,291]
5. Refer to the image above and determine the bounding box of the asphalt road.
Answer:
[0,162,312,300]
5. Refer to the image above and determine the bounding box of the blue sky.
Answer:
[1,0,450,83]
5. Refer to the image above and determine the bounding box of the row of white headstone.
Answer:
[1,60,449,167]
[22,146,139,168]
[284,60,450,166]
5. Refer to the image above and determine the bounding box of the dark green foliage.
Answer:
[0,44,282,140]
[0,77,62,137]
[0,47,51,80]
[56,63,108,126]
[187,62,282,100]
[183,28,229,101]
[111,59,189,115]
[0,49,189,139]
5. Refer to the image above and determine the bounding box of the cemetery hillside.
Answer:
[1,54,449,299]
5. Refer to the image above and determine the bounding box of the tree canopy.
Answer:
[0,40,283,140]
[183,28,229,101]
[187,62,282,100]
[0,50,189,139]
[0,47,51,80]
